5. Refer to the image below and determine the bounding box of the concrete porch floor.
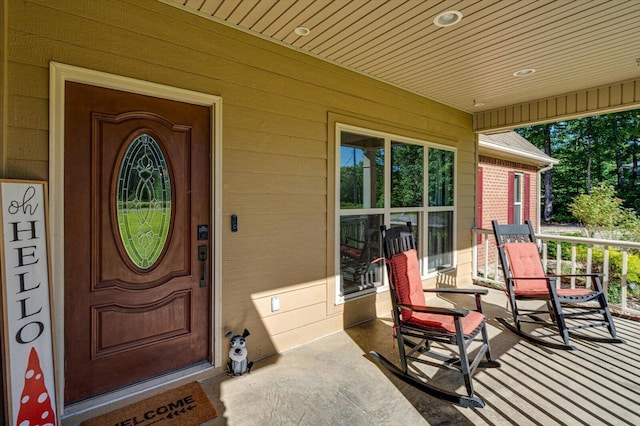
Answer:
[200,286,640,426]
[68,286,640,425]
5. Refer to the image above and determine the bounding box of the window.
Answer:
[513,173,523,224]
[338,132,384,298]
[508,172,530,225]
[337,125,456,301]
[116,134,172,269]
[427,147,455,271]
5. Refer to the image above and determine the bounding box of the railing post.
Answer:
[483,234,489,280]
[570,243,577,288]
[603,246,609,298]
[556,240,562,286]
[621,248,628,310]
[586,244,593,288]
[472,228,478,280]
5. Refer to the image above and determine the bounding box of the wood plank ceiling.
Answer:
[165,0,640,121]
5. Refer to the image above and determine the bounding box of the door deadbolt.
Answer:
[197,224,209,240]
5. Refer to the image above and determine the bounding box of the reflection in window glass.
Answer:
[339,214,383,297]
[428,211,453,272]
[340,131,384,209]
[117,134,172,269]
[429,148,454,207]
[391,142,423,208]
[390,212,420,254]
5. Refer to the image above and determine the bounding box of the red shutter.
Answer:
[477,167,483,244]
[524,173,531,222]
[507,171,515,224]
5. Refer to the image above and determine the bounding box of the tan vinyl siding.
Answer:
[5,0,476,360]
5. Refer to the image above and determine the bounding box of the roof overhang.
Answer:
[479,140,559,167]
[162,0,640,133]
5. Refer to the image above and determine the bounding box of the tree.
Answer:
[517,110,640,221]
[517,124,555,222]
[390,143,423,207]
[569,183,640,240]
[616,111,640,211]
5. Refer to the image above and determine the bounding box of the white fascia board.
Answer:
[479,141,559,166]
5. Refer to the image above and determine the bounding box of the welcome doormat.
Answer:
[81,381,217,426]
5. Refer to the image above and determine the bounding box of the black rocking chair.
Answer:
[492,219,625,351]
[369,224,500,408]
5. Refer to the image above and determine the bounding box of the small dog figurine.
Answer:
[226,329,253,376]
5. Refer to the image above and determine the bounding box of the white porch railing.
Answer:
[472,227,640,315]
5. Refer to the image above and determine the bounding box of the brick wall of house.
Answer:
[478,155,539,231]
[477,155,540,270]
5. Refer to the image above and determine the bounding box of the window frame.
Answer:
[335,123,457,305]
[511,172,524,224]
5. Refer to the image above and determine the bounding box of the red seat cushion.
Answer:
[556,288,594,297]
[503,242,592,296]
[390,249,484,335]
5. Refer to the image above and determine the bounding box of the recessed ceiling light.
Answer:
[513,68,536,77]
[473,100,485,107]
[434,11,463,27]
[294,26,311,36]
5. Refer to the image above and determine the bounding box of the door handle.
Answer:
[198,245,207,287]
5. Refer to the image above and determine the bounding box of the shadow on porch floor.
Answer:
[201,286,640,425]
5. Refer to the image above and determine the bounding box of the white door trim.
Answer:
[49,62,223,415]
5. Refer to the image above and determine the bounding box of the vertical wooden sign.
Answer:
[0,180,58,425]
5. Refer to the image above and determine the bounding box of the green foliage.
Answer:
[549,214,575,223]
[390,143,423,207]
[613,251,640,284]
[428,148,454,206]
[545,233,583,259]
[608,282,622,305]
[544,234,640,302]
[569,183,639,239]
[516,110,640,221]
[341,143,454,210]
[559,244,640,300]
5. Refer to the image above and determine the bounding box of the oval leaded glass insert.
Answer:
[116,134,172,269]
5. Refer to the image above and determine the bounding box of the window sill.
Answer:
[425,265,456,278]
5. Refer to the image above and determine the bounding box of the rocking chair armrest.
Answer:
[397,303,469,317]
[548,272,605,292]
[423,288,488,313]
[548,273,604,278]
[507,274,603,281]
[423,288,488,296]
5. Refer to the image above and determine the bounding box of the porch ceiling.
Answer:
[164,0,640,131]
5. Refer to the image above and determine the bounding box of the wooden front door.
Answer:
[63,82,211,403]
